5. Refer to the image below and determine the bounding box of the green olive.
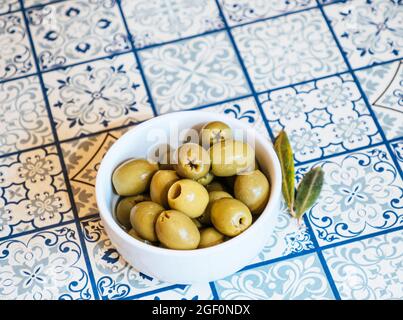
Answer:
[174,143,211,179]
[130,201,164,242]
[206,181,226,192]
[200,121,232,147]
[115,194,150,229]
[196,171,214,186]
[198,191,233,225]
[210,198,252,237]
[128,228,144,241]
[209,140,255,177]
[198,227,225,248]
[167,179,209,218]
[112,159,159,196]
[155,210,200,250]
[150,170,179,208]
[234,170,270,215]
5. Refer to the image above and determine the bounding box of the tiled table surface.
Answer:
[0,0,402,300]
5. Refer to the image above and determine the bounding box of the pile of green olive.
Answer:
[112,121,270,250]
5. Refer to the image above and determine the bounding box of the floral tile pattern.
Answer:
[0,223,93,300]
[61,129,126,218]
[0,146,74,239]
[219,0,315,26]
[214,254,334,299]
[23,0,57,8]
[27,0,130,70]
[259,74,382,164]
[203,96,267,135]
[249,200,314,265]
[232,8,346,91]
[43,53,153,140]
[0,11,36,81]
[323,230,403,300]
[139,31,250,113]
[121,0,224,48]
[0,76,53,155]
[0,0,19,14]
[356,60,403,140]
[296,145,403,246]
[323,0,403,69]
[390,139,403,172]
[136,284,214,300]
[80,216,170,300]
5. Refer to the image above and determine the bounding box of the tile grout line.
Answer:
[302,214,341,300]
[214,0,275,142]
[18,0,100,300]
[317,1,403,181]
[116,0,158,117]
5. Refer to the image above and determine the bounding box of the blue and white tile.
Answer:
[390,139,403,172]
[0,0,19,14]
[249,200,314,265]
[0,75,53,156]
[295,145,403,246]
[202,96,267,135]
[356,60,403,140]
[232,8,346,91]
[323,230,403,300]
[27,0,130,70]
[23,0,58,8]
[219,0,315,26]
[214,254,334,299]
[0,11,36,81]
[44,53,153,140]
[140,31,250,114]
[81,217,172,300]
[121,0,224,49]
[62,129,126,218]
[0,146,74,239]
[323,0,403,69]
[259,74,382,164]
[0,223,93,300]
[137,284,214,300]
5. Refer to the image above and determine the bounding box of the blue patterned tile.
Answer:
[390,139,403,172]
[260,74,382,164]
[0,0,20,14]
[232,8,346,91]
[136,284,214,300]
[219,0,315,26]
[296,145,403,246]
[323,0,403,69]
[61,129,127,218]
[214,254,334,299]
[0,223,93,299]
[140,31,250,114]
[323,230,403,300]
[23,0,58,7]
[121,0,224,48]
[27,0,130,70]
[0,11,36,81]
[0,146,74,239]
[249,200,314,265]
[43,53,153,140]
[356,60,403,140]
[81,216,173,300]
[0,75,53,156]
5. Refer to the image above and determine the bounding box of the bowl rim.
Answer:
[95,111,282,257]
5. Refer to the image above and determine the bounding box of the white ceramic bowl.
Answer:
[96,111,282,284]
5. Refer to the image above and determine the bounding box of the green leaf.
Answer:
[274,130,295,217]
[295,167,324,220]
